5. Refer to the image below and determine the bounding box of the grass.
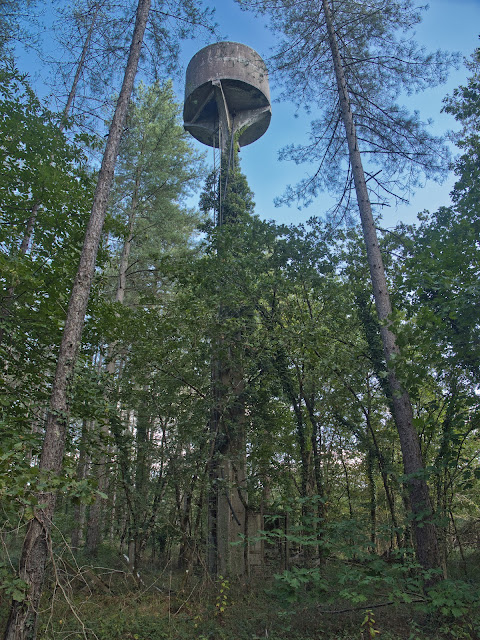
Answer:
[0,575,477,640]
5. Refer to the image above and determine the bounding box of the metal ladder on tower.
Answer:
[212,126,222,227]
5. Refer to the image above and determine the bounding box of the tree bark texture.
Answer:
[3,2,151,638]
[320,0,440,574]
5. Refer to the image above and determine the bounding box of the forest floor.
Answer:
[2,549,480,640]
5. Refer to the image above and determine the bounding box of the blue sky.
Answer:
[175,0,480,229]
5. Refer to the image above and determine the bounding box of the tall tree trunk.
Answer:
[60,1,102,133]
[303,391,326,561]
[71,420,90,549]
[303,392,326,516]
[19,204,39,256]
[353,297,403,549]
[340,447,354,520]
[366,448,376,550]
[85,479,104,555]
[3,3,151,638]
[85,430,109,557]
[177,483,194,570]
[111,175,140,308]
[206,375,220,575]
[321,0,440,575]
[274,353,316,562]
[434,383,457,578]
[131,399,150,572]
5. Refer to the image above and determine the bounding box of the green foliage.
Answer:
[0,564,28,603]
[0,59,92,249]
[0,57,96,433]
[9,571,476,640]
[389,207,480,385]
[386,47,480,388]
[273,566,328,604]
[361,610,380,639]
[422,579,478,620]
[0,420,42,525]
[256,495,479,635]
[443,47,480,145]
[102,79,205,310]
[215,575,230,616]
[0,418,104,528]
[199,143,255,223]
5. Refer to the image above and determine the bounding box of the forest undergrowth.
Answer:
[2,542,479,640]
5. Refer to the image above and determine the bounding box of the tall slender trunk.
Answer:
[131,399,150,572]
[60,1,102,133]
[276,357,314,504]
[111,174,140,308]
[365,416,402,550]
[286,372,316,562]
[320,0,440,575]
[206,372,220,575]
[177,480,195,570]
[303,392,326,561]
[353,297,402,548]
[19,204,39,256]
[71,420,90,549]
[340,448,354,520]
[303,392,326,516]
[434,384,457,578]
[3,3,151,638]
[366,448,376,550]
[85,476,104,555]
[273,351,317,561]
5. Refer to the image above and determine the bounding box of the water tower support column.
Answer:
[183,42,271,577]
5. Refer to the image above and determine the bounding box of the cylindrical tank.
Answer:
[184,41,271,148]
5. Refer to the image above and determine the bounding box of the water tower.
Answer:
[184,41,271,155]
[184,43,271,576]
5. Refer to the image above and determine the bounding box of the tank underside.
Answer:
[183,42,271,148]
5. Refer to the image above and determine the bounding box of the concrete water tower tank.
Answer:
[183,42,271,152]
